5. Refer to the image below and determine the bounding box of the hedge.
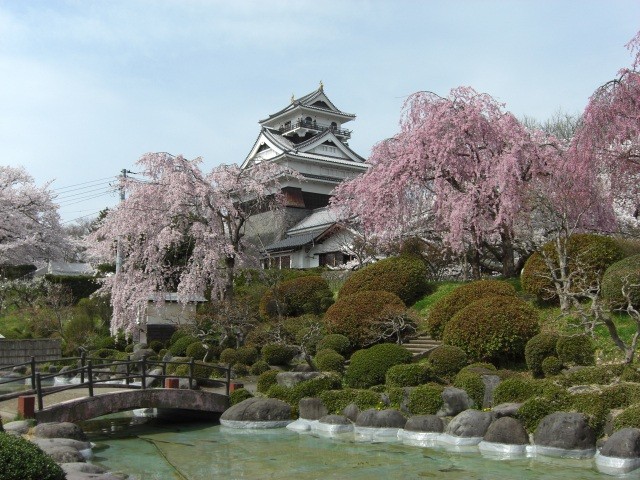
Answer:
[338,255,431,305]
[555,335,595,367]
[0,432,66,480]
[257,369,279,393]
[428,345,468,381]
[385,363,432,387]
[319,389,381,414]
[426,280,517,340]
[602,254,640,309]
[316,334,351,356]
[344,343,412,388]
[407,384,444,415]
[492,376,541,405]
[261,344,297,366]
[442,295,540,364]
[453,369,485,408]
[259,275,334,319]
[314,349,345,373]
[325,290,406,348]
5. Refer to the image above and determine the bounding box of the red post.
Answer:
[229,382,244,393]
[164,378,180,389]
[18,396,35,419]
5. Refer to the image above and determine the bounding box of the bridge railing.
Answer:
[0,354,231,411]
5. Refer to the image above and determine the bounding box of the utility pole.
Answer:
[115,169,132,275]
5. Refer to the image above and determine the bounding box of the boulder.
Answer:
[42,445,85,463]
[130,348,155,362]
[491,402,523,418]
[58,366,76,379]
[133,343,148,352]
[355,409,406,429]
[12,365,27,375]
[276,371,322,388]
[299,397,328,420]
[319,414,351,425]
[342,403,359,423]
[292,364,314,372]
[33,422,88,442]
[483,417,528,445]
[144,367,164,388]
[600,428,640,458]
[446,410,493,438]
[221,397,291,422]
[404,415,444,433]
[482,374,501,408]
[61,463,109,475]
[32,437,92,451]
[438,387,474,416]
[533,412,595,450]
[3,419,34,435]
[162,351,173,362]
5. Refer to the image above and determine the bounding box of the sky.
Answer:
[1,0,639,223]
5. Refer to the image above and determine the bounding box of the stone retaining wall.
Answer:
[0,339,62,367]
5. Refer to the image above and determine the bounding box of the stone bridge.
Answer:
[35,389,230,423]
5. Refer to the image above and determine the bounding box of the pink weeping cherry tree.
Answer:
[333,86,549,278]
[88,152,291,334]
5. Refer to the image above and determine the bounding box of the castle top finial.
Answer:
[319,80,323,91]
[291,93,295,104]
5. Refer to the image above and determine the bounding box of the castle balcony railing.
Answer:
[279,120,351,139]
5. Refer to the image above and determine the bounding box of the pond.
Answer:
[80,415,621,480]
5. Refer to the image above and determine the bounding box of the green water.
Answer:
[82,417,623,480]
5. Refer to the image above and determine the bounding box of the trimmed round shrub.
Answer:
[556,335,595,366]
[89,348,121,359]
[185,342,207,360]
[344,343,412,388]
[442,296,540,364]
[220,346,259,366]
[525,332,560,377]
[338,255,431,305]
[602,254,640,309]
[0,432,66,480]
[220,348,238,365]
[173,361,216,379]
[325,290,406,348]
[261,344,297,366]
[149,340,164,353]
[267,375,342,412]
[492,377,541,405]
[92,335,116,350]
[427,280,517,340]
[560,364,624,386]
[407,384,444,415]
[319,389,381,414]
[170,329,188,345]
[428,345,468,380]
[124,343,135,353]
[316,334,351,356]
[385,363,432,387]
[453,369,485,408]
[257,369,279,393]
[230,388,254,406]
[522,234,625,302]
[314,349,345,373]
[541,356,563,377]
[259,275,334,319]
[614,403,640,431]
[517,397,555,433]
[232,363,250,377]
[169,336,198,356]
[250,360,271,376]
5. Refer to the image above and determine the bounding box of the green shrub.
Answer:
[89,348,121,359]
[92,335,116,350]
[232,363,250,377]
[169,336,198,356]
[257,369,279,393]
[600,384,631,410]
[339,255,431,305]
[453,369,485,408]
[522,234,624,302]
[230,388,254,406]
[556,335,595,366]
[124,343,134,353]
[316,334,351,356]
[407,384,444,415]
[602,255,640,309]
[427,280,517,340]
[428,345,468,380]
[0,417,3,432]
[442,296,540,364]
[525,332,560,378]
[261,344,297,366]
[319,389,381,414]
[0,432,66,480]
[517,397,555,433]
[560,364,623,386]
[185,342,207,360]
[173,361,216,379]
[344,343,412,388]
[571,392,609,437]
[170,329,188,345]
[541,356,563,377]
[220,346,259,366]
[267,375,342,412]
[614,403,640,430]
[149,340,164,353]
[492,377,541,405]
[314,349,345,373]
[259,275,334,319]
[385,363,432,387]
[325,291,406,348]
[45,274,100,303]
[621,365,640,383]
[250,360,271,376]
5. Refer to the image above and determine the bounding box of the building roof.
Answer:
[263,230,325,252]
[147,293,207,303]
[259,86,355,124]
[287,208,337,235]
[34,261,95,277]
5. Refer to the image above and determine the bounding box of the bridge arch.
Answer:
[35,389,229,423]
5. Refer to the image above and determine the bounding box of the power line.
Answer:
[56,189,119,207]
[54,185,117,201]
[51,176,119,192]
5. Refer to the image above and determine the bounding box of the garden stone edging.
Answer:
[595,428,640,475]
[220,397,292,429]
[532,412,596,458]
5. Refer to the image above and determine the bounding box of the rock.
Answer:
[482,374,501,408]
[404,415,444,433]
[292,364,314,372]
[43,445,85,463]
[446,410,493,438]
[355,409,406,429]
[221,397,291,422]
[299,397,328,420]
[31,437,92,452]
[342,403,359,423]
[33,422,88,442]
[12,365,27,375]
[484,417,528,445]
[130,348,155,362]
[145,367,164,388]
[58,366,76,379]
[600,428,640,458]
[438,387,474,416]
[48,365,58,374]
[3,419,34,435]
[62,463,108,475]
[276,371,322,388]
[491,402,523,418]
[319,414,351,425]
[533,412,595,450]
[162,351,173,362]
[133,343,148,352]
[567,385,601,394]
